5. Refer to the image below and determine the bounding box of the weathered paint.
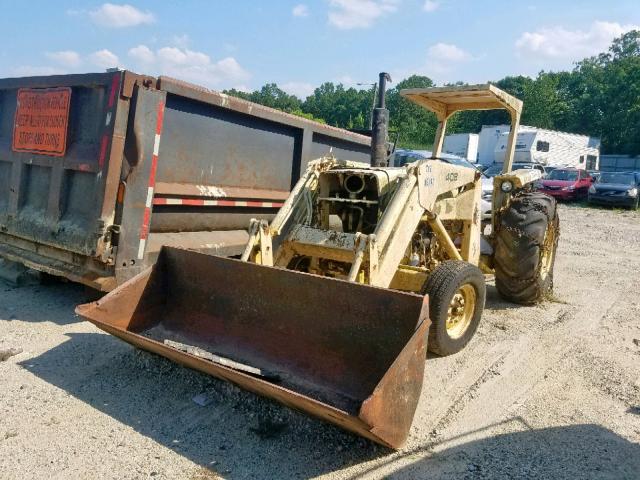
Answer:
[0,71,372,289]
[76,247,430,449]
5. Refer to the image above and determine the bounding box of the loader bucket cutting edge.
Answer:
[75,246,430,448]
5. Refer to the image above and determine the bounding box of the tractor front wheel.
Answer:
[494,192,560,304]
[422,260,486,356]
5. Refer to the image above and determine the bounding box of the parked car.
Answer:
[481,162,545,207]
[482,162,545,178]
[543,165,557,178]
[587,170,601,182]
[588,171,640,209]
[537,168,592,200]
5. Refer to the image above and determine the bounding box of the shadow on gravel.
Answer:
[18,331,640,478]
[484,284,569,313]
[0,281,100,325]
[483,285,523,312]
[19,332,388,479]
[349,420,640,479]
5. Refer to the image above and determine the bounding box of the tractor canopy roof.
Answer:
[400,84,522,118]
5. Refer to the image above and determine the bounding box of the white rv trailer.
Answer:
[477,125,511,165]
[443,133,479,162]
[492,126,600,169]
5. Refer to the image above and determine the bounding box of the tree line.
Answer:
[225,31,640,155]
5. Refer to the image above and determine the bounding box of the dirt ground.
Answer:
[1,203,639,479]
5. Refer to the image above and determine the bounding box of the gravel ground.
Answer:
[1,203,639,479]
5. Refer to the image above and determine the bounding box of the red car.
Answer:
[538,168,594,200]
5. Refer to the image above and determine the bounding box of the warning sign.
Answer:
[12,87,71,156]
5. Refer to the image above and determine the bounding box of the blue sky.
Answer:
[1,1,638,97]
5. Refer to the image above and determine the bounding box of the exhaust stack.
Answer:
[371,72,392,167]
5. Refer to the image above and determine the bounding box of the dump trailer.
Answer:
[0,70,371,290]
[78,80,560,448]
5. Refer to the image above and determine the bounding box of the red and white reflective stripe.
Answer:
[138,101,165,260]
[98,135,109,169]
[108,73,119,108]
[153,198,284,208]
[97,74,120,170]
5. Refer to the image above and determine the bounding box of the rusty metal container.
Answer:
[76,246,430,448]
[0,71,371,290]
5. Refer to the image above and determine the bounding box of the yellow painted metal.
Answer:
[427,216,463,262]
[389,266,428,293]
[540,220,557,281]
[400,84,523,118]
[446,284,476,339]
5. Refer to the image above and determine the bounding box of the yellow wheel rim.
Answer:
[446,284,476,339]
[540,223,556,281]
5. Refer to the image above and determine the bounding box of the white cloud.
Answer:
[328,0,399,30]
[292,4,309,17]
[90,3,155,28]
[423,42,474,79]
[157,47,210,66]
[10,66,67,77]
[128,45,155,63]
[46,50,81,67]
[127,44,250,88]
[281,81,315,98]
[171,34,190,48]
[423,0,439,12]
[89,49,120,68]
[232,85,252,93]
[515,21,640,60]
[427,42,472,62]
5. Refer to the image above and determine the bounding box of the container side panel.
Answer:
[0,161,10,210]
[310,132,371,166]
[0,72,123,263]
[157,94,300,193]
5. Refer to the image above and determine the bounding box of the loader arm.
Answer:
[369,160,480,286]
[244,157,481,289]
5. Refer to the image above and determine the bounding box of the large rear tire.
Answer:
[494,192,560,305]
[422,261,486,356]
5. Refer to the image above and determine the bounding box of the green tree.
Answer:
[302,82,372,128]
[386,75,437,149]
[223,30,640,155]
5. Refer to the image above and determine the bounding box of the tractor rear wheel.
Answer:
[494,192,559,305]
[422,260,486,356]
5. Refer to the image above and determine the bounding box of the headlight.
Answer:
[500,181,513,193]
[562,185,575,191]
[627,188,638,197]
[589,185,596,194]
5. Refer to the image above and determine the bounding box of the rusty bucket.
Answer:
[76,246,429,448]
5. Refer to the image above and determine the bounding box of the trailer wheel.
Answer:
[422,260,486,356]
[494,192,559,305]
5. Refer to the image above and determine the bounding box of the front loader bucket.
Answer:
[76,246,429,448]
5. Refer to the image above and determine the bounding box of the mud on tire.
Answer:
[494,192,560,305]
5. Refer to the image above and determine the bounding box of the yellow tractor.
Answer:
[78,79,559,448]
